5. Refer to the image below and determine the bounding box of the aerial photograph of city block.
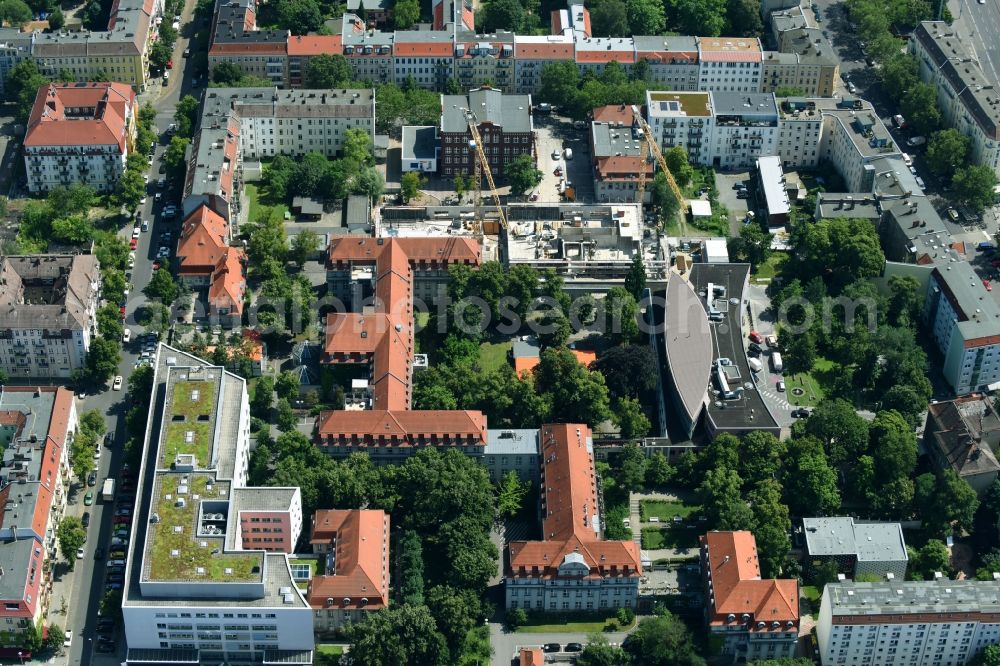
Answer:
[0,0,999,662]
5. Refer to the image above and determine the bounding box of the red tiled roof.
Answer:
[539,423,598,541]
[307,510,390,610]
[24,82,134,151]
[596,156,652,181]
[515,41,574,60]
[208,247,246,315]
[315,409,487,446]
[176,205,229,276]
[592,104,638,124]
[576,49,635,64]
[514,350,595,377]
[508,534,642,578]
[701,531,799,628]
[520,648,544,666]
[327,236,481,268]
[394,42,452,57]
[287,34,341,56]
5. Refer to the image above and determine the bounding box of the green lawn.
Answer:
[315,644,345,666]
[641,525,700,550]
[752,252,788,282]
[785,356,835,407]
[641,527,667,549]
[246,183,290,225]
[801,585,821,602]
[639,499,701,522]
[479,341,512,373]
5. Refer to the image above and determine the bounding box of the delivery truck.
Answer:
[102,478,115,502]
[771,352,783,373]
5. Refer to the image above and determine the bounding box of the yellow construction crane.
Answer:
[464,109,509,237]
[632,105,688,231]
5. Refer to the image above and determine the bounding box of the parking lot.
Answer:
[533,114,593,203]
[714,171,751,235]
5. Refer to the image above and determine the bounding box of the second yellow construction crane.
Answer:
[632,105,688,232]
[464,109,509,238]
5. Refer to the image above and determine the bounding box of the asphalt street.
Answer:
[957,0,1000,84]
[54,1,202,664]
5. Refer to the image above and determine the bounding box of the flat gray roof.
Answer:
[661,274,712,427]
[711,91,778,117]
[401,125,438,162]
[591,121,642,159]
[803,516,907,562]
[689,264,779,432]
[934,262,1000,342]
[757,155,790,216]
[825,579,1000,617]
[485,429,539,455]
[816,193,881,220]
[441,88,532,133]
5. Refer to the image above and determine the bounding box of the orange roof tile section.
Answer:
[316,410,487,446]
[592,104,638,124]
[394,42,453,57]
[540,423,599,541]
[701,531,799,628]
[515,41,574,60]
[520,648,544,666]
[177,205,229,275]
[507,423,642,576]
[596,156,653,180]
[515,350,595,378]
[287,34,342,56]
[576,46,636,64]
[208,248,246,316]
[307,509,390,610]
[25,82,134,152]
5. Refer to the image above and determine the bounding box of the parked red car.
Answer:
[748,331,763,344]
[119,306,126,319]
[129,238,138,249]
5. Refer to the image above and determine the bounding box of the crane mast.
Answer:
[631,105,689,229]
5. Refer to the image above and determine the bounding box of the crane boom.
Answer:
[631,105,688,215]
[466,115,509,233]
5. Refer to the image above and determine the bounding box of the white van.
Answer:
[771,352,784,373]
[564,147,573,160]
[748,357,763,373]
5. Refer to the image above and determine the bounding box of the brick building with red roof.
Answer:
[24,82,136,194]
[700,531,800,660]
[506,424,642,613]
[176,204,246,328]
[317,236,485,462]
[307,509,390,633]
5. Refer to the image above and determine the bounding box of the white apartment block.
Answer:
[818,579,1000,666]
[924,263,1000,396]
[910,22,1000,177]
[633,36,700,90]
[819,103,903,192]
[122,345,313,666]
[645,90,778,170]
[23,82,137,194]
[392,30,454,89]
[697,37,763,93]
[0,255,100,379]
[201,88,376,160]
[513,35,574,94]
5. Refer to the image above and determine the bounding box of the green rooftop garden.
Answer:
[147,474,261,582]
[161,421,213,469]
[158,379,219,468]
[170,379,218,419]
